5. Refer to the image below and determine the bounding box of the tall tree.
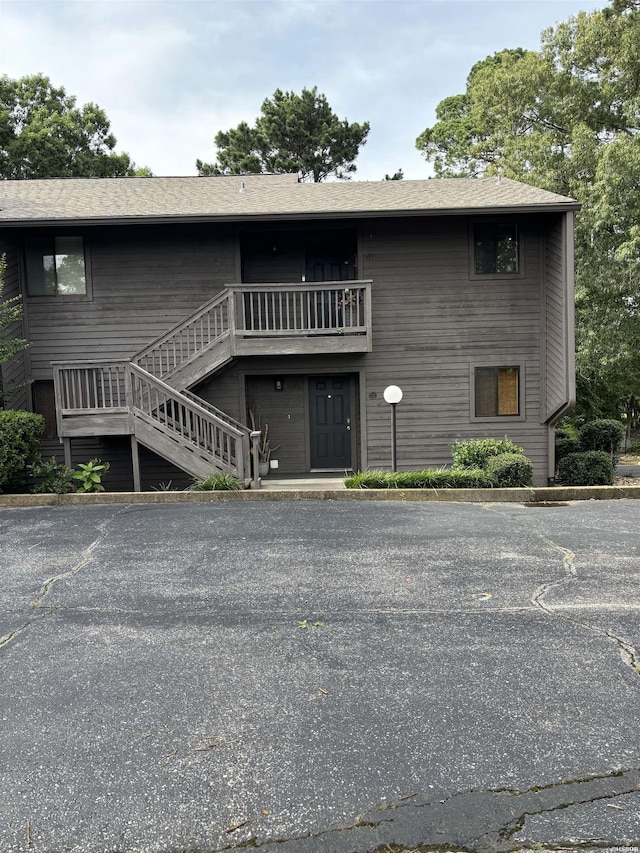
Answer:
[0,74,148,179]
[197,87,370,182]
[416,0,640,423]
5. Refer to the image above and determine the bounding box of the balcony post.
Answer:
[250,430,261,489]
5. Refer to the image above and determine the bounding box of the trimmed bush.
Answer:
[578,419,625,461]
[627,441,640,456]
[557,451,614,486]
[0,410,44,492]
[344,468,494,489]
[451,437,524,470]
[555,429,580,465]
[486,452,533,487]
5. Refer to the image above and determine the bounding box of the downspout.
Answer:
[547,210,577,484]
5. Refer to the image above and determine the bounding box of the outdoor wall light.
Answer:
[383,385,403,472]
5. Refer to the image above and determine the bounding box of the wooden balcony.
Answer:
[133,280,373,389]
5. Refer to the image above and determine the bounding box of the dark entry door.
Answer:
[309,376,352,470]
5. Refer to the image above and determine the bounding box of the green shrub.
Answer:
[344,468,494,489]
[555,429,580,465]
[27,456,76,494]
[557,451,614,486]
[189,472,243,491]
[627,441,640,456]
[72,458,110,493]
[578,419,625,461]
[486,452,533,487]
[451,437,524,470]
[0,410,44,492]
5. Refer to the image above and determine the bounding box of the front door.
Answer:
[309,376,352,470]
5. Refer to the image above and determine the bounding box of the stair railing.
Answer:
[132,289,232,380]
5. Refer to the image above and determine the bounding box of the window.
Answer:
[475,367,520,417]
[473,224,518,275]
[26,236,87,296]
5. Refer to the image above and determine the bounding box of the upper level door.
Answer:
[309,375,352,470]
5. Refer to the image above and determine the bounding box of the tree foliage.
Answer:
[0,254,30,408]
[416,0,640,423]
[0,74,149,179]
[197,87,370,182]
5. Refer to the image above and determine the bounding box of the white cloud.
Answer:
[2,0,606,178]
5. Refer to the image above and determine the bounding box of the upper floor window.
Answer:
[475,366,520,417]
[473,224,518,275]
[26,236,87,296]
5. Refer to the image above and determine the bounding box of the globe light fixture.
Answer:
[383,385,403,471]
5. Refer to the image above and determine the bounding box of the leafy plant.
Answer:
[0,410,44,493]
[485,452,533,487]
[72,458,110,493]
[189,472,242,491]
[626,441,640,456]
[557,451,614,486]
[451,437,524,470]
[27,455,76,494]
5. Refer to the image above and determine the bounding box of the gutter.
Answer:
[0,203,582,230]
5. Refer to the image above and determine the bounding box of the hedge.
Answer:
[451,437,525,470]
[344,469,494,489]
[485,452,533,487]
[557,451,614,486]
[0,410,45,492]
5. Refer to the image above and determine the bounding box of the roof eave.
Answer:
[0,201,581,229]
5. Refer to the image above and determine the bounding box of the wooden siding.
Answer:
[198,216,550,482]
[0,239,29,409]
[10,213,568,486]
[359,216,548,481]
[543,215,571,421]
[23,224,237,378]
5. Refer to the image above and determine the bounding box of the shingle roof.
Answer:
[0,173,579,225]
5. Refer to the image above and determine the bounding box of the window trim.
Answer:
[470,362,526,422]
[24,235,92,301]
[469,220,524,280]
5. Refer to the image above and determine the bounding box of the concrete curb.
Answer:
[1,485,640,507]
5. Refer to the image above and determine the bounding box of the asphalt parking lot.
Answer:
[1,499,639,853]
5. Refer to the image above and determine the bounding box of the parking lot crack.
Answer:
[531,534,640,679]
[30,509,122,610]
[212,769,640,852]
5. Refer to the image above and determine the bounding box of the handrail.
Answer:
[53,360,252,482]
[181,389,248,433]
[129,363,247,479]
[132,289,231,379]
[230,280,371,336]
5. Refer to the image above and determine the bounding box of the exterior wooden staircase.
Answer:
[52,281,372,488]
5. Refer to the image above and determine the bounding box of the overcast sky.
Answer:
[2,0,605,180]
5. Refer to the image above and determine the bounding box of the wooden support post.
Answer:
[130,435,141,493]
[250,430,261,490]
[63,437,72,469]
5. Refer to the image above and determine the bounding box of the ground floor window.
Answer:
[474,366,520,417]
